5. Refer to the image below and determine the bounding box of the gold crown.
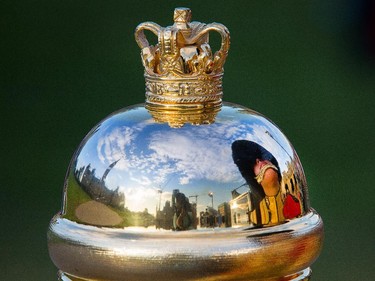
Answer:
[135,7,230,112]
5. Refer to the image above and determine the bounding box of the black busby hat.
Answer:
[231,140,281,206]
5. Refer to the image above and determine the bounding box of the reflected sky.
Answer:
[74,105,296,216]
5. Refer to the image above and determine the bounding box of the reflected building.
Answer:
[75,161,125,210]
[155,200,174,230]
[200,207,219,228]
[280,161,303,220]
[229,191,251,227]
[73,162,156,228]
[72,150,304,230]
[217,202,231,227]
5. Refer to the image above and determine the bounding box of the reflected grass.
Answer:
[63,169,155,228]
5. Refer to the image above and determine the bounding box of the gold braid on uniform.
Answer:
[255,163,278,184]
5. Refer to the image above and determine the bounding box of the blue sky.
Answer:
[75,105,295,215]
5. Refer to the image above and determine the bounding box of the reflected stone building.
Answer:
[75,162,125,210]
[218,202,231,227]
[200,207,219,228]
[155,200,174,230]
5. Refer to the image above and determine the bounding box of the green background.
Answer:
[1,0,374,280]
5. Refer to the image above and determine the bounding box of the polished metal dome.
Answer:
[48,8,323,281]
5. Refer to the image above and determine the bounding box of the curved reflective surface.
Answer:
[48,8,323,280]
[49,102,323,281]
[50,212,322,281]
[61,102,308,229]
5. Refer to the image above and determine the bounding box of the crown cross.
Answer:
[173,7,191,24]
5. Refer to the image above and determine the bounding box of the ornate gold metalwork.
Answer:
[135,7,230,113]
[149,105,221,128]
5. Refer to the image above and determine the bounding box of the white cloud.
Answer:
[95,118,293,189]
[97,126,136,170]
[147,126,241,185]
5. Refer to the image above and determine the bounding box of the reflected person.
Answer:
[174,192,194,230]
[231,140,284,226]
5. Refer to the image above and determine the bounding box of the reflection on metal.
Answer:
[50,212,322,281]
[75,160,125,209]
[230,191,251,227]
[48,7,323,281]
[49,104,323,280]
[231,140,303,227]
[61,110,308,230]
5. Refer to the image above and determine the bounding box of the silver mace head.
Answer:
[47,7,323,281]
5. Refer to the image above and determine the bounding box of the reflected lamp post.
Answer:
[208,192,214,208]
[157,189,162,211]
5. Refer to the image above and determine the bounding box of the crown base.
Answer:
[146,101,222,128]
[144,72,223,108]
